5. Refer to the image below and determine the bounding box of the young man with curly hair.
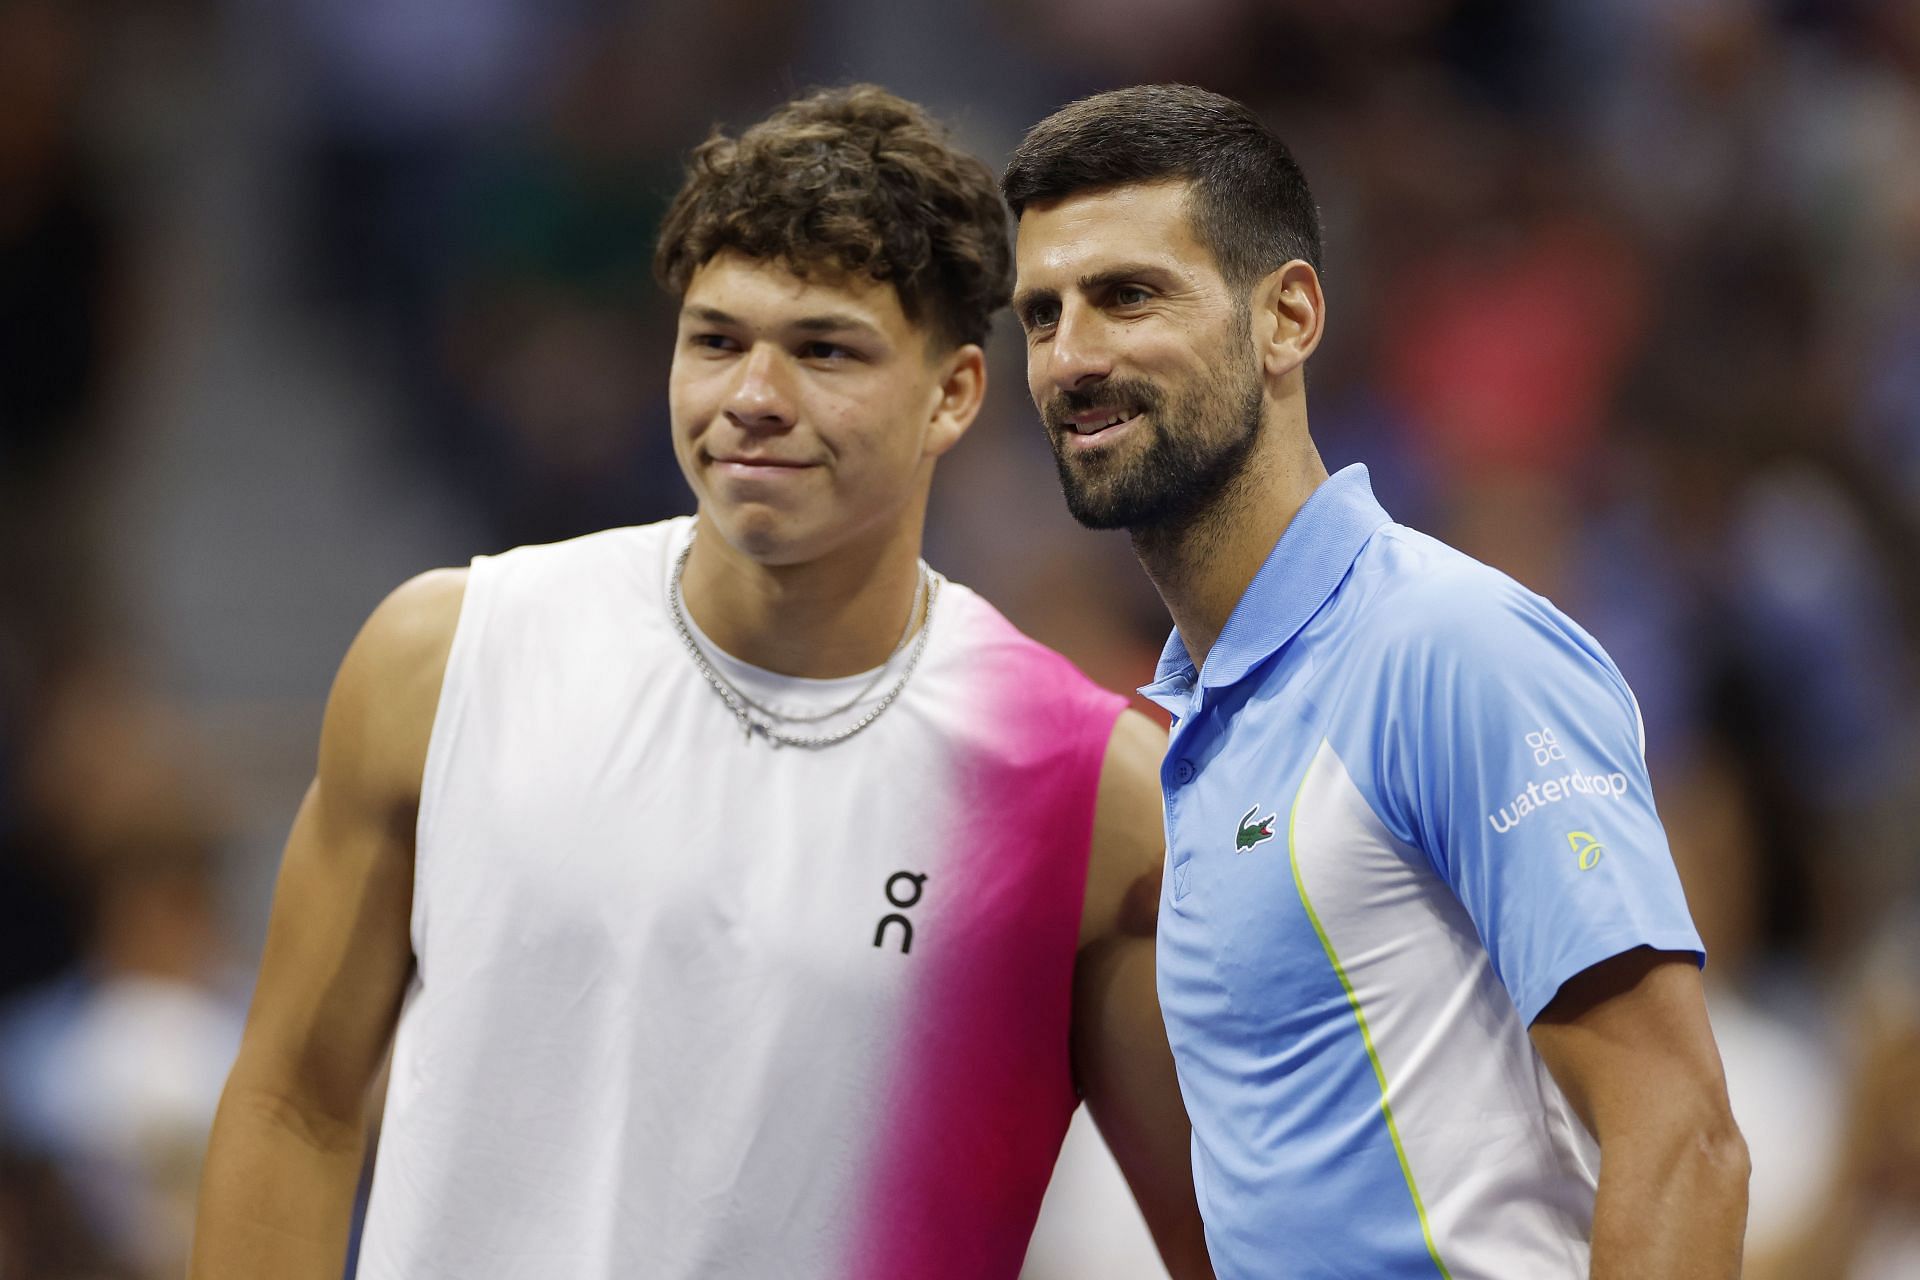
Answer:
[190,86,1209,1280]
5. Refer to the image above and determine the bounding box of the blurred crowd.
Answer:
[1,0,1917,1276]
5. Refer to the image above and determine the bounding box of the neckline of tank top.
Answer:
[668,531,946,720]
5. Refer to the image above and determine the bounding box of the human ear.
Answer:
[923,342,987,459]
[1250,260,1325,381]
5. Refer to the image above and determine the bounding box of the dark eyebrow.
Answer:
[1012,263,1181,320]
[681,304,884,340]
[1010,286,1058,321]
[789,313,886,339]
[1078,263,1179,293]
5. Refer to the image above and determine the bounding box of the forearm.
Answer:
[1073,932,1216,1279]
[190,1083,370,1280]
[1589,1125,1750,1280]
[1156,1215,1215,1280]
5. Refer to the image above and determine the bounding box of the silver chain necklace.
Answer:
[666,533,940,749]
[688,554,928,727]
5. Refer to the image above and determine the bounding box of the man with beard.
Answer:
[189,86,1211,1280]
[1003,85,1749,1278]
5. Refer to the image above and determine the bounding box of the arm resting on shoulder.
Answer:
[190,569,465,1280]
[1075,710,1215,1279]
[1530,947,1750,1280]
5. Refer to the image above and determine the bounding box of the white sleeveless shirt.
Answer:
[354,518,1125,1279]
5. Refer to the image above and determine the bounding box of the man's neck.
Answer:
[1135,425,1328,674]
[678,513,929,679]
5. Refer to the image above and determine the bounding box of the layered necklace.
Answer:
[666,533,939,749]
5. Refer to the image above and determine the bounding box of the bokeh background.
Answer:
[3,0,1918,1276]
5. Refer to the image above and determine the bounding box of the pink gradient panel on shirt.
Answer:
[847,608,1125,1279]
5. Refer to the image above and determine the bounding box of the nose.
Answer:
[724,342,796,433]
[1044,302,1113,394]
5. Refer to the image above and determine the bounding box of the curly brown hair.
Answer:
[653,85,1012,349]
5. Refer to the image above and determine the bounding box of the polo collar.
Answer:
[1143,463,1391,701]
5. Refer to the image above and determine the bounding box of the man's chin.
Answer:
[702,503,820,565]
[1056,456,1153,532]
[1067,511,1129,532]
[1061,484,1153,533]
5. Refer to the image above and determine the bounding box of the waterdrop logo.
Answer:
[1527,728,1566,767]
[1487,770,1631,834]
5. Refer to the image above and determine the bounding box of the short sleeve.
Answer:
[1368,571,1704,1026]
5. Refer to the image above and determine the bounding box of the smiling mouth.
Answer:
[1063,410,1143,440]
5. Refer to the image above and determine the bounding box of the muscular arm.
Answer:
[190,569,466,1280]
[1529,948,1750,1280]
[1074,710,1213,1279]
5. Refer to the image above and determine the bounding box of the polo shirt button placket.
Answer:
[1164,754,1198,901]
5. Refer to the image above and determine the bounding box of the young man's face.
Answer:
[669,251,967,565]
[1013,179,1265,535]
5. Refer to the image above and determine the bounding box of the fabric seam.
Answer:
[1287,759,1454,1280]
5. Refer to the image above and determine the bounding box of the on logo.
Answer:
[873,871,926,954]
[1527,729,1566,767]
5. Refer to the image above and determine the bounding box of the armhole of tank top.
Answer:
[1071,686,1131,932]
[411,555,493,956]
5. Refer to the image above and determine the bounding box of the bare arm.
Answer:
[1074,710,1214,1279]
[1529,947,1750,1280]
[190,569,466,1280]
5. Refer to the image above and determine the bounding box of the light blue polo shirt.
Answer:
[1143,465,1702,1280]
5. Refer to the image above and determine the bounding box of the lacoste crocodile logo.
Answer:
[1236,804,1276,852]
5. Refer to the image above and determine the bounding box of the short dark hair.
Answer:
[1002,84,1322,290]
[654,85,1012,349]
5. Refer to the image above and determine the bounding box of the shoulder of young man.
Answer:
[925,579,1166,942]
[320,567,469,814]
[1080,708,1169,948]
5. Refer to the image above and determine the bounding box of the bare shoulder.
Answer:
[1081,708,1169,948]
[1101,708,1168,787]
[318,568,469,814]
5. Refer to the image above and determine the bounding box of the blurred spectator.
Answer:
[281,0,570,332]
[0,0,130,1006]
[376,4,811,546]
[1377,180,1649,482]
[0,0,125,651]
[0,1149,132,1279]
[1724,466,1915,808]
[428,22,692,547]
[0,658,244,1279]
[1745,919,1920,1280]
